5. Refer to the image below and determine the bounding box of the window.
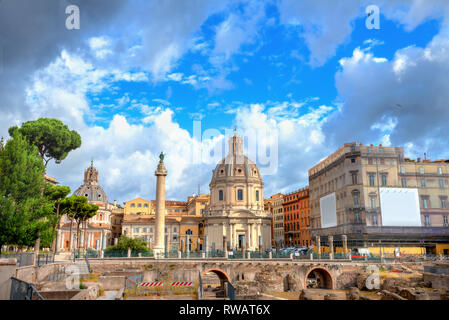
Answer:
[381,175,387,186]
[369,174,375,187]
[351,158,356,163]
[143,228,147,233]
[165,227,167,233]
[131,203,136,207]
[256,190,260,201]
[401,178,407,187]
[150,228,153,233]
[370,197,376,208]
[439,179,444,188]
[351,172,358,185]
[353,193,359,206]
[444,216,448,227]
[423,198,429,209]
[134,228,139,233]
[400,166,405,174]
[138,204,142,207]
[144,203,149,208]
[438,167,443,175]
[218,190,223,201]
[421,179,426,187]
[368,158,373,165]
[173,227,177,233]
[354,212,361,223]
[237,189,243,201]
[372,215,378,226]
[419,167,424,174]
[380,159,385,165]
[425,215,430,226]
[441,198,447,209]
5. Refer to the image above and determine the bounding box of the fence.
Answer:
[10,277,44,300]
[0,253,54,267]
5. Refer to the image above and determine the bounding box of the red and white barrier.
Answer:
[171,281,192,286]
[139,282,164,287]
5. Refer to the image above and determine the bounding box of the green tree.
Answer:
[105,235,149,252]
[10,118,81,167]
[0,130,52,252]
[59,196,98,251]
[9,118,81,260]
[44,184,71,252]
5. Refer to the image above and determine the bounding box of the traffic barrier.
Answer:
[171,281,192,287]
[139,282,163,287]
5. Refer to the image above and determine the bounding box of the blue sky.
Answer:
[1,0,449,204]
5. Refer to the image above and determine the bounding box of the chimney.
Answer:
[114,200,117,207]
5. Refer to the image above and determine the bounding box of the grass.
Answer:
[83,273,100,282]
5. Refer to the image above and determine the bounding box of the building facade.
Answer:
[122,195,209,251]
[283,187,310,247]
[265,193,284,248]
[204,132,272,251]
[308,142,449,251]
[57,162,116,251]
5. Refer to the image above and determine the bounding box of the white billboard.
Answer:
[320,192,337,228]
[379,188,421,226]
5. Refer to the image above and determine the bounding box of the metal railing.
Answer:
[10,277,44,300]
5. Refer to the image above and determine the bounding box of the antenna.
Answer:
[424,152,427,160]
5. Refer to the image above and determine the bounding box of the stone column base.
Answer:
[153,247,164,259]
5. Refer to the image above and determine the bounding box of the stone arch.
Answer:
[305,267,334,289]
[201,268,231,283]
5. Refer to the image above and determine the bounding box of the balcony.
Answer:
[311,223,449,239]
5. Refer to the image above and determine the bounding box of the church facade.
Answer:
[57,162,115,251]
[204,132,272,251]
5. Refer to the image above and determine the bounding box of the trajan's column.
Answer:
[154,152,167,258]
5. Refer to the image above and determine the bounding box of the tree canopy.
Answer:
[0,130,53,249]
[60,195,98,249]
[105,235,149,252]
[9,118,81,167]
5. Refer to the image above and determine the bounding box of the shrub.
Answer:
[105,235,149,252]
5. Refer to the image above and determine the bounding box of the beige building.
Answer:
[265,193,284,248]
[308,142,449,250]
[111,205,124,242]
[204,131,272,251]
[122,195,209,251]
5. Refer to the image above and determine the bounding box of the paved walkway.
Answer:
[97,290,118,300]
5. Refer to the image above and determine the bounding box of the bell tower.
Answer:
[84,160,99,185]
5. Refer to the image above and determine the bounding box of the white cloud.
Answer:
[325,27,449,160]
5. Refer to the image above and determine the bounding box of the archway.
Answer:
[305,267,334,289]
[201,268,231,298]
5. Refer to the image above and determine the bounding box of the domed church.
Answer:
[57,161,115,252]
[204,131,272,251]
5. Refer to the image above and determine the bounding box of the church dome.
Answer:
[208,131,264,213]
[211,131,261,182]
[73,161,108,203]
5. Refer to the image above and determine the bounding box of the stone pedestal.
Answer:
[154,158,167,259]
[316,236,321,259]
[342,235,348,258]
